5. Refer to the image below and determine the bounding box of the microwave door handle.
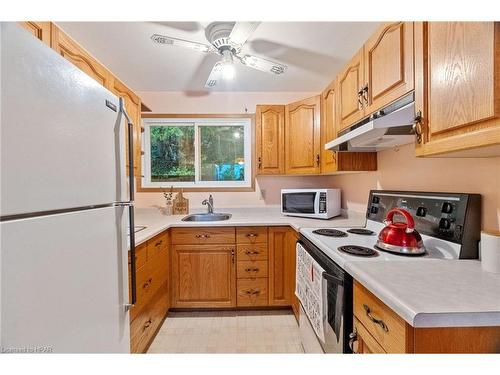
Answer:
[314,192,320,213]
[322,272,344,286]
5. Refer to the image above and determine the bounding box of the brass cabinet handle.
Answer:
[142,278,152,289]
[258,157,262,169]
[362,84,369,106]
[246,233,258,238]
[357,89,364,109]
[231,249,235,264]
[244,288,261,296]
[143,319,152,330]
[413,110,423,144]
[348,328,358,353]
[245,250,260,255]
[363,304,389,332]
[195,234,211,239]
[244,267,260,273]
[316,154,320,166]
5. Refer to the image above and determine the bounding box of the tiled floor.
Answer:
[148,309,304,353]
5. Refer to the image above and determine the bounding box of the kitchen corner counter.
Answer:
[132,206,366,246]
[345,259,500,328]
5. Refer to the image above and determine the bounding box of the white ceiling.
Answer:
[57,22,380,92]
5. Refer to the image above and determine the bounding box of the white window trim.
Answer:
[142,117,252,189]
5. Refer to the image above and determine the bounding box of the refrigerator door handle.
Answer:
[119,97,136,309]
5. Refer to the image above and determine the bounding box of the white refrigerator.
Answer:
[0,23,136,353]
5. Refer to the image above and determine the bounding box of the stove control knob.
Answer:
[416,207,427,217]
[441,202,453,214]
[372,196,380,204]
[439,218,452,230]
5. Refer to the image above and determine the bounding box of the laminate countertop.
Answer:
[132,206,500,328]
[132,206,366,246]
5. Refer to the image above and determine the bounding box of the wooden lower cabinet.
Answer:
[268,227,296,306]
[352,280,500,354]
[237,278,269,307]
[171,244,236,308]
[129,231,170,353]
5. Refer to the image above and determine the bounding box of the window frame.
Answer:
[140,115,254,191]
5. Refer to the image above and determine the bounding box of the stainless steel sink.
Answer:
[181,213,232,222]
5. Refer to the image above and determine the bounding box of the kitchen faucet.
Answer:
[202,194,214,214]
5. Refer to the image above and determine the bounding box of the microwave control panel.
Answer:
[319,192,327,213]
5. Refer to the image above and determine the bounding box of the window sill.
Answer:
[136,178,255,193]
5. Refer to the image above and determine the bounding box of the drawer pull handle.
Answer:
[363,304,389,332]
[244,288,261,296]
[143,319,152,330]
[155,240,163,247]
[142,278,152,289]
[195,234,211,239]
[245,250,260,255]
[245,267,260,273]
[246,233,258,238]
[348,328,358,353]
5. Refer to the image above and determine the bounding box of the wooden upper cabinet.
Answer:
[363,22,414,114]
[285,95,321,174]
[320,80,338,173]
[415,22,500,157]
[51,26,111,88]
[109,77,142,177]
[338,48,365,131]
[19,22,51,46]
[255,105,285,175]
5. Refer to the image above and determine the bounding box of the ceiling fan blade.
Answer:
[151,34,214,53]
[239,54,287,75]
[229,22,260,46]
[204,62,223,88]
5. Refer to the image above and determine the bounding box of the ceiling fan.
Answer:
[151,22,287,88]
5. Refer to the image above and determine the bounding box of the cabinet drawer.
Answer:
[237,244,268,261]
[237,260,269,278]
[237,278,269,307]
[130,281,169,353]
[354,317,386,354]
[236,227,268,244]
[147,231,169,259]
[171,227,235,244]
[353,281,409,353]
[129,242,147,270]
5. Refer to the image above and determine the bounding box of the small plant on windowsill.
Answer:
[160,186,174,216]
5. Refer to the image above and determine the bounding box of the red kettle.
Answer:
[375,208,426,255]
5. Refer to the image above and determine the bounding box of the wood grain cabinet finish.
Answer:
[338,48,365,131]
[237,278,269,307]
[50,26,112,88]
[255,105,285,175]
[415,22,500,157]
[19,22,52,45]
[171,244,236,308]
[363,22,414,114]
[285,95,321,174]
[353,280,500,354]
[268,227,296,306]
[236,226,268,244]
[320,80,378,173]
[171,227,235,245]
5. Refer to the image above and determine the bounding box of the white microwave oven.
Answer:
[281,189,341,219]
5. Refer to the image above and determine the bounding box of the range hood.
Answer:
[326,93,417,152]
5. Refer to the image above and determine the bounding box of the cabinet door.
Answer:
[338,48,365,131]
[19,22,51,46]
[415,22,500,157]
[353,318,387,354]
[285,95,321,174]
[320,80,339,173]
[51,26,111,88]
[171,244,236,308]
[268,227,296,306]
[109,77,142,177]
[363,22,414,113]
[255,105,285,175]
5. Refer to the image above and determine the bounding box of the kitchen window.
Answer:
[141,117,252,190]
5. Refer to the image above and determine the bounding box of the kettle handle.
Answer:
[385,208,415,233]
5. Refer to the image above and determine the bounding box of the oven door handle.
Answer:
[322,272,344,285]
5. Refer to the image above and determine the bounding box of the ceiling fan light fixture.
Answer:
[220,50,235,80]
